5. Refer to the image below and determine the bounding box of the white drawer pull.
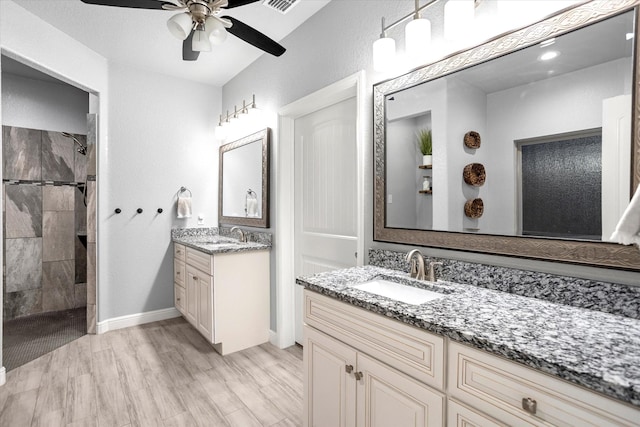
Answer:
[522,397,537,415]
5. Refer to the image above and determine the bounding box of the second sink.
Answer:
[351,279,444,305]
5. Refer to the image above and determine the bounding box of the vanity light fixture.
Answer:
[216,95,260,139]
[373,0,484,72]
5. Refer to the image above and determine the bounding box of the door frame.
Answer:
[275,71,366,348]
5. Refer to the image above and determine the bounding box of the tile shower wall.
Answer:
[2,125,89,320]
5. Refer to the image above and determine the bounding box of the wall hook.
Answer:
[157,208,163,214]
[115,208,122,214]
[137,208,143,214]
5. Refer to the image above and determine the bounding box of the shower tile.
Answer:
[5,185,43,238]
[87,181,96,243]
[87,304,96,334]
[75,236,87,284]
[42,131,74,182]
[4,289,43,320]
[75,283,87,308]
[5,238,42,293]
[87,114,97,177]
[87,243,96,305]
[43,186,74,211]
[43,260,75,291]
[75,185,87,234]
[74,134,88,182]
[2,126,42,180]
[43,211,75,262]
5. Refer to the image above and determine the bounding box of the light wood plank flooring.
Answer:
[0,317,303,427]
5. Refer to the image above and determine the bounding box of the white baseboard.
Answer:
[0,366,5,386]
[96,307,181,334]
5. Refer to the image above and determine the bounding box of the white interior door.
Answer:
[294,96,358,344]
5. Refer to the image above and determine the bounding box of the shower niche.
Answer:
[2,125,95,321]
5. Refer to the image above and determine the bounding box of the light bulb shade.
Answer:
[215,125,228,140]
[444,0,474,41]
[167,13,193,40]
[192,29,212,52]
[373,36,396,72]
[405,18,431,63]
[205,16,228,45]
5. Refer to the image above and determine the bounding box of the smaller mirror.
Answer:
[219,128,270,228]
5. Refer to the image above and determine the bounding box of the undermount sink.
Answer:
[351,279,444,305]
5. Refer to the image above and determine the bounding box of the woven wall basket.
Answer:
[464,198,484,218]
[464,131,481,149]
[463,163,486,186]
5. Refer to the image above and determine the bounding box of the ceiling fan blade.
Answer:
[183,29,200,61]
[80,0,172,9]
[222,16,286,57]
[224,0,261,8]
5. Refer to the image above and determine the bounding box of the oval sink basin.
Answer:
[351,279,444,305]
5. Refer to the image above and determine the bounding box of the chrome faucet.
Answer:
[406,249,426,281]
[427,261,443,282]
[230,226,246,243]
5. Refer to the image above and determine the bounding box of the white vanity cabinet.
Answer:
[173,242,270,355]
[303,291,445,427]
[448,341,640,427]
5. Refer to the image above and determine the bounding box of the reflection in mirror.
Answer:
[219,128,270,228]
[383,10,634,242]
[374,1,640,271]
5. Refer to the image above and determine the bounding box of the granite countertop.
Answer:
[173,235,271,254]
[296,265,640,407]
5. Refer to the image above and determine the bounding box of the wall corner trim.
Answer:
[96,307,181,334]
[0,367,6,386]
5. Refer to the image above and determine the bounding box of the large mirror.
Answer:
[219,128,270,228]
[374,1,640,270]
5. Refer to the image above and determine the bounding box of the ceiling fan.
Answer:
[79,0,286,61]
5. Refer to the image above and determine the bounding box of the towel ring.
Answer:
[178,186,192,198]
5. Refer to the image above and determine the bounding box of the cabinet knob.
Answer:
[177,297,181,301]
[176,271,181,276]
[354,372,363,381]
[193,276,198,281]
[522,397,537,415]
[345,365,353,374]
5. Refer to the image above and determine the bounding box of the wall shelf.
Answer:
[418,165,433,169]
[419,190,433,194]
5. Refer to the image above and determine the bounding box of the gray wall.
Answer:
[222,0,640,334]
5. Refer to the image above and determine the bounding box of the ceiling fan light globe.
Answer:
[192,29,212,52]
[167,12,193,40]
[205,16,228,45]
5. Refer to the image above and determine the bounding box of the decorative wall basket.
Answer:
[464,131,481,149]
[464,198,484,218]
[463,163,486,186]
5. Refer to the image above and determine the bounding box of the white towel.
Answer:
[610,185,640,249]
[177,196,192,219]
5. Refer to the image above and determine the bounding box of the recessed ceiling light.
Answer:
[540,38,556,48]
[539,51,559,61]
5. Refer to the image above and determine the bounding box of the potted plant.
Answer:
[417,129,432,166]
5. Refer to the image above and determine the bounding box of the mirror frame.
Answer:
[373,0,640,271]
[218,128,270,228]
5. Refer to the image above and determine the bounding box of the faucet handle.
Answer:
[427,261,443,282]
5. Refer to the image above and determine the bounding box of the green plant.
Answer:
[417,129,432,155]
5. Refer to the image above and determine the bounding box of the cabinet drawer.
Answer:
[304,290,444,390]
[175,284,186,315]
[447,399,510,427]
[174,243,186,261]
[174,259,185,287]
[449,341,640,427]
[186,247,213,275]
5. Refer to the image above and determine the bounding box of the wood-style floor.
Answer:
[0,316,303,427]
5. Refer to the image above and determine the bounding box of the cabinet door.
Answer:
[196,269,214,342]
[304,326,357,427]
[185,265,198,326]
[356,352,445,427]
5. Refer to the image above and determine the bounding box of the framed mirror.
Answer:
[374,1,640,270]
[219,128,270,228]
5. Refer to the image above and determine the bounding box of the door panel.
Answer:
[295,96,358,343]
